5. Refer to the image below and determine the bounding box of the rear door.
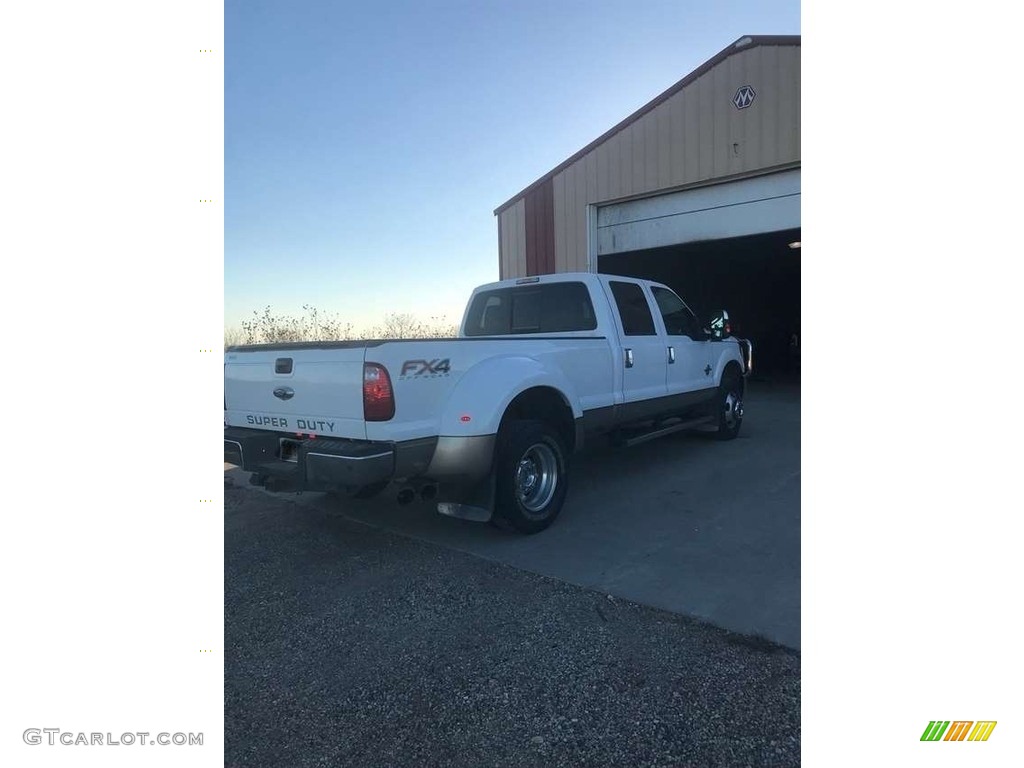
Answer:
[224,345,368,439]
[603,279,668,411]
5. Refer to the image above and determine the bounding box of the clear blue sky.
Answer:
[225,0,799,331]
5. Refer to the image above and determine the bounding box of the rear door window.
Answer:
[609,281,657,336]
[464,281,598,336]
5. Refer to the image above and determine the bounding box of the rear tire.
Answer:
[492,420,568,534]
[715,372,744,440]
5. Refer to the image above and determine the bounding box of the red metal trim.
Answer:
[524,178,555,275]
[497,211,505,279]
[541,179,555,274]
[524,187,538,275]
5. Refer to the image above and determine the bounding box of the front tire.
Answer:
[492,420,568,534]
[715,372,744,440]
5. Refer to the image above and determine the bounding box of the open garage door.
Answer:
[596,169,800,255]
[599,228,800,378]
[596,169,800,377]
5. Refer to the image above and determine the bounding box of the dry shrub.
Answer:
[225,307,456,347]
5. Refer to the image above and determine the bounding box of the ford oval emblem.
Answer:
[273,386,295,401]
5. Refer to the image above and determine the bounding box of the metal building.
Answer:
[494,35,800,372]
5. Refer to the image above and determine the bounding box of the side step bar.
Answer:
[613,415,717,448]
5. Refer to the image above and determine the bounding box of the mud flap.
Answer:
[435,474,495,523]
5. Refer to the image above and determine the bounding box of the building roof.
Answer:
[494,34,801,215]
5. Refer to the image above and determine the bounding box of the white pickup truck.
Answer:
[225,272,752,533]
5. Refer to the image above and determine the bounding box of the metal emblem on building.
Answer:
[733,85,756,110]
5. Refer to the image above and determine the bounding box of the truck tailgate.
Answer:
[224,346,368,439]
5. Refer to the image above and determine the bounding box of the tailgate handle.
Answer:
[275,357,293,374]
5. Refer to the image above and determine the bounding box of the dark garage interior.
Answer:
[599,227,801,378]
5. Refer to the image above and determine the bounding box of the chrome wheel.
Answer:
[514,442,559,515]
[493,420,569,534]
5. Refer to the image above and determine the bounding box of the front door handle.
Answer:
[667,346,675,364]
[624,348,634,368]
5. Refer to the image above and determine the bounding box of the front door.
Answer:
[649,286,715,402]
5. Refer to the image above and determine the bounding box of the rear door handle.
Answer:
[624,348,634,368]
[667,346,675,364]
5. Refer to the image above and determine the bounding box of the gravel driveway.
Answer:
[226,484,800,767]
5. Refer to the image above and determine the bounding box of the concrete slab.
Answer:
[226,381,800,648]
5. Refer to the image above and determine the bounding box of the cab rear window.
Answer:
[464,282,597,336]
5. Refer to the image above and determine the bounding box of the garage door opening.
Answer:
[599,228,800,377]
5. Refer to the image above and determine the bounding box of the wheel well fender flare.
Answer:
[438,356,582,438]
[719,360,745,393]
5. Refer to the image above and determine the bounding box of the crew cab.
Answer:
[224,273,752,533]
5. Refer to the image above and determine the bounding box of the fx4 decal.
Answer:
[400,358,451,378]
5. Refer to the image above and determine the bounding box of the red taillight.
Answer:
[363,362,395,421]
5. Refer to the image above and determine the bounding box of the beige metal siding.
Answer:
[546,44,800,272]
[778,45,801,163]
[726,50,745,176]
[553,160,592,273]
[552,172,565,276]
[655,102,671,189]
[743,47,763,170]
[758,45,780,168]
[584,151,599,223]
[497,199,526,279]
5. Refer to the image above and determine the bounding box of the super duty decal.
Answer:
[246,415,336,431]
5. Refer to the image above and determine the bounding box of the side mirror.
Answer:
[708,310,731,340]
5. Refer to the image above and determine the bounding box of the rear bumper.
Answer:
[224,427,435,492]
[224,427,495,493]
